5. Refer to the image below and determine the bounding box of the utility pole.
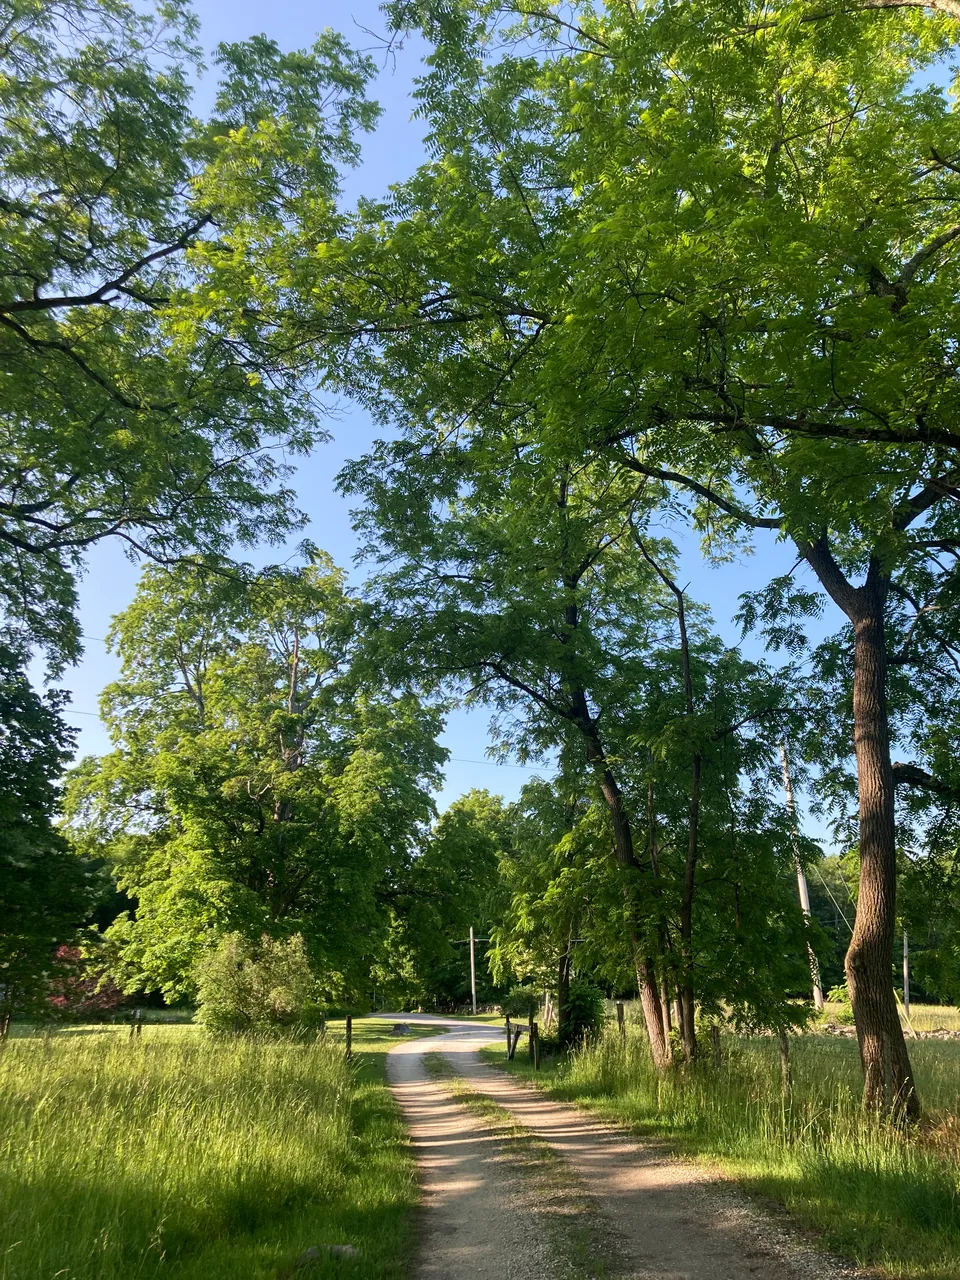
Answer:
[780,744,825,1011]
[469,926,477,1015]
[903,931,910,1020]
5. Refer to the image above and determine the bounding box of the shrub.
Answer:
[194,933,323,1035]
[500,984,541,1019]
[46,945,127,1023]
[824,981,856,1026]
[559,979,605,1048]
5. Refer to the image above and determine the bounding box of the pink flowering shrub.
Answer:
[47,946,128,1022]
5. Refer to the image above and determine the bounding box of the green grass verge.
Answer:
[481,1028,960,1279]
[423,1053,627,1280]
[1,1021,425,1280]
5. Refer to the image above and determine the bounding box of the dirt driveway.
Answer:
[371,1015,857,1280]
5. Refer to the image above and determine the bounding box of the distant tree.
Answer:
[490,777,622,1042]
[378,789,509,1009]
[346,440,817,1060]
[0,645,90,1030]
[64,556,446,1003]
[46,944,127,1023]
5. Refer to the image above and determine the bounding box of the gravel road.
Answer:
[371,1014,859,1280]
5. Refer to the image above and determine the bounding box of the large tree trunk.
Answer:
[802,541,918,1118]
[635,536,701,1061]
[848,588,919,1119]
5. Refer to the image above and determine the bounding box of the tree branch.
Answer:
[0,215,212,314]
[612,449,783,529]
[892,762,960,799]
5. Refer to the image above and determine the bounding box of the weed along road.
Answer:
[366,1015,853,1280]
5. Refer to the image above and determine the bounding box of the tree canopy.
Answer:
[64,556,446,1002]
[9,0,960,1124]
[0,0,376,664]
[0,643,91,1025]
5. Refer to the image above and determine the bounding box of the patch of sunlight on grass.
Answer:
[0,1023,418,1280]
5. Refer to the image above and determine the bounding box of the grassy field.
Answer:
[485,1026,960,1279]
[899,1002,960,1033]
[0,1020,422,1280]
[813,1000,960,1034]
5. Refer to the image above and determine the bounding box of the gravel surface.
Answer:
[387,1025,559,1280]
[375,1015,861,1280]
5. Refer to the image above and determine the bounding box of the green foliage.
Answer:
[560,980,605,1049]
[377,789,509,1009]
[194,933,322,1035]
[64,555,446,1002]
[0,0,376,664]
[824,982,856,1025]
[0,645,92,1020]
[341,429,817,1035]
[500,984,540,1019]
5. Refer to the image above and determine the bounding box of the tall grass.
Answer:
[501,1027,960,1279]
[0,1024,417,1280]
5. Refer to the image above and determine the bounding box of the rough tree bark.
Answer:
[803,541,918,1119]
[848,586,918,1118]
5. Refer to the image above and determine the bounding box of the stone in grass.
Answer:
[391,1023,411,1035]
[295,1244,361,1268]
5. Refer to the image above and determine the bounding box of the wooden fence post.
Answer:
[710,1024,722,1068]
[528,1012,535,1062]
[532,1021,540,1070]
[505,1016,511,1059]
[778,1026,792,1097]
[616,1001,625,1040]
[345,1015,353,1062]
[507,1022,522,1060]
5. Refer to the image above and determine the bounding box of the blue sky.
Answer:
[51,0,830,834]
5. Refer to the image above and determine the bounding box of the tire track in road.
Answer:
[375,1015,856,1280]
[386,1021,559,1280]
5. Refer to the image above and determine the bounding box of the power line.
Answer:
[812,864,854,936]
[447,757,547,770]
[57,714,553,773]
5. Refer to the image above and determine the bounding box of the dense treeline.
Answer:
[5,0,960,1119]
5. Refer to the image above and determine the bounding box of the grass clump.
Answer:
[0,1021,417,1280]
[486,1026,960,1279]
